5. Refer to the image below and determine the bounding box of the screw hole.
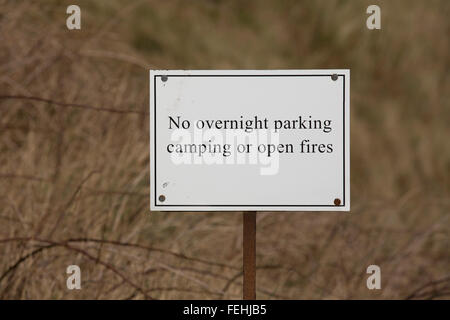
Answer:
[334,198,341,206]
[159,195,166,202]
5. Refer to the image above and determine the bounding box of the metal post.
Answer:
[243,211,256,300]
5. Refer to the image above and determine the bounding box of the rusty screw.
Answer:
[334,198,341,206]
[159,195,166,202]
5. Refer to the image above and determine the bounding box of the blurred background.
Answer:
[0,0,449,299]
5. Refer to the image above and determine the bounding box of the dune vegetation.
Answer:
[0,0,449,299]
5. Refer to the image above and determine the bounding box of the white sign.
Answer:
[150,70,350,211]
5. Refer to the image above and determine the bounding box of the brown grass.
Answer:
[0,0,449,299]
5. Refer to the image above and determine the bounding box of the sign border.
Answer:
[150,70,350,211]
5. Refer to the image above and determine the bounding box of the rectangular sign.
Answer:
[150,70,350,211]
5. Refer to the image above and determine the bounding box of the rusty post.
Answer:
[243,211,256,300]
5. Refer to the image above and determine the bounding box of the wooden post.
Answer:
[243,211,256,300]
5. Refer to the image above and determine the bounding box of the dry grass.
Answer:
[0,0,449,299]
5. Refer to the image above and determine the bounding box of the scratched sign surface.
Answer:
[150,70,350,211]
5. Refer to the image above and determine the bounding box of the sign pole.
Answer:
[243,211,256,300]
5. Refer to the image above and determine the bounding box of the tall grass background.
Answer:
[0,0,449,299]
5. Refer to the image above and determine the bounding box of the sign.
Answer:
[150,70,350,211]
